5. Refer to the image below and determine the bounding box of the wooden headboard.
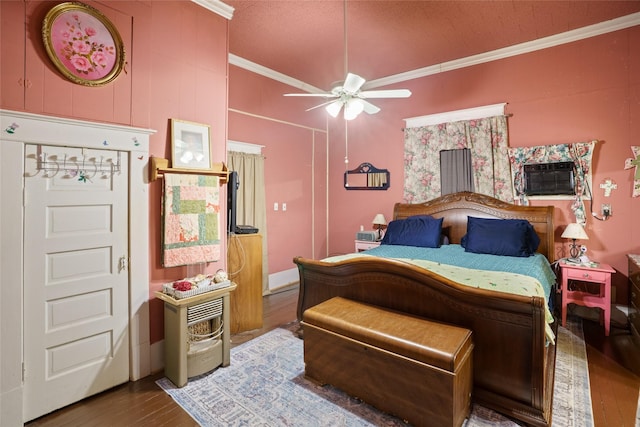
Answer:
[393,192,555,262]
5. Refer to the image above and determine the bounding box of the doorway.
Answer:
[22,145,130,421]
[0,110,153,426]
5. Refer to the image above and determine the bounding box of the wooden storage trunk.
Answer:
[302,297,473,427]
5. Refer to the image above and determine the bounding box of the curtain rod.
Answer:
[401,113,513,131]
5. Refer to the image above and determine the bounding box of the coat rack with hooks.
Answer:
[149,157,229,184]
[34,144,121,178]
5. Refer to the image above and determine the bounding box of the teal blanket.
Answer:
[326,244,558,342]
[363,244,556,300]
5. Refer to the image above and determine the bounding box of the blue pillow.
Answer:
[381,215,443,248]
[461,216,540,257]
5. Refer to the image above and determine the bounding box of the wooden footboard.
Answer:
[294,192,557,426]
[294,255,557,426]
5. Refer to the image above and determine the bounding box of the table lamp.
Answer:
[372,213,387,241]
[561,223,589,262]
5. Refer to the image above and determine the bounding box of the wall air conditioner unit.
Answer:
[523,161,576,196]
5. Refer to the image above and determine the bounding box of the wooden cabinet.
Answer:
[228,234,263,334]
[1,2,135,121]
[629,254,640,346]
[1,1,26,111]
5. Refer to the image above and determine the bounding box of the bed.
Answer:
[293,191,558,427]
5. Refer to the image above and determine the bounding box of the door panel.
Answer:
[23,144,129,421]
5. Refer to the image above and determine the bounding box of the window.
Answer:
[440,149,475,195]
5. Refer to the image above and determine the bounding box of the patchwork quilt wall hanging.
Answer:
[163,173,221,267]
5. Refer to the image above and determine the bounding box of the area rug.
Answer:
[157,318,593,426]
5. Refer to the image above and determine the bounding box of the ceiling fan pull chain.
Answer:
[344,120,350,186]
[343,0,348,75]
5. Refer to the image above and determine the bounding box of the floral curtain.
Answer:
[507,140,596,224]
[403,115,512,203]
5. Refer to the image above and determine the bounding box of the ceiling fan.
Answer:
[284,73,411,120]
[284,1,411,120]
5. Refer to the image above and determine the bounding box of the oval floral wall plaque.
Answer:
[42,2,126,87]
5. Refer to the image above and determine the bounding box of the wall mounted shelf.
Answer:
[149,157,229,184]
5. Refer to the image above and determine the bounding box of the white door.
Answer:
[23,144,130,421]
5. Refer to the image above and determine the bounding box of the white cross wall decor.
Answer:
[599,179,617,197]
[624,146,640,197]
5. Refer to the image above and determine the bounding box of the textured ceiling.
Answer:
[227,1,640,91]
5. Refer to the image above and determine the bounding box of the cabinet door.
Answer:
[228,234,263,333]
[1,1,26,110]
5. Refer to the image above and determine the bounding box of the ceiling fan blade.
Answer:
[361,100,381,115]
[284,93,335,97]
[358,89,412,99]
[305,99,340,112]
[325,100,344,118]
[343,73,366,93]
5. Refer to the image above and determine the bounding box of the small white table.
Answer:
[355,240,381,252]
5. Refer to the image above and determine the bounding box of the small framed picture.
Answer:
[170,119,212,170]
[42,2,126,87]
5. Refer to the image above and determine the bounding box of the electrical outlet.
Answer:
[274,202,278,211]
[282,203,287,211]
[601,204,611,217]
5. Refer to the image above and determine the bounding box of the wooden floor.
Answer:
[27,287,640,427]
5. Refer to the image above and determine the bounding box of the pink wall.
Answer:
[228,67,328,272]
[145,2,229,343]
[326,28,640,302]
[230,27,640,304]
[1,1,140,122]
[3,2,639,347]
[1,0,229,344]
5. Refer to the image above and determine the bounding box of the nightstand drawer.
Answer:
[628,255,640,346]
[631,282,640,308]
[630,305,640,337]
[629,258,640,288]
[565,269,607,282]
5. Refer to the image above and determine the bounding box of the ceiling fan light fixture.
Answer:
[325,101,343,118]
[283,3,410,120]
[343,98,364,120]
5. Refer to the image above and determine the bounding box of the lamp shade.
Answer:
[372,213,387,226]
[561,223,589,240]
[325,101,342,118]
[344,99,364,120]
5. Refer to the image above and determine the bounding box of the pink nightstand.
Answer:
[560,260,615,336]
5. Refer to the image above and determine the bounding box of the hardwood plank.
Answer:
[584,318,640,427]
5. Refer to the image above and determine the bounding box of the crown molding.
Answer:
[404,103,506,128]
[366,12,640,89]
[227,140,265,154]
[191,0,234,20]
[229,11,640,91]
[228,54,325,93]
